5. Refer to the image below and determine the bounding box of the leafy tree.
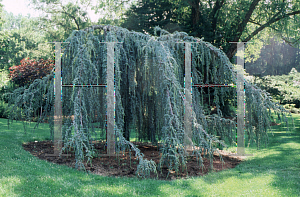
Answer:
[0,0,3,28]
[121,0,300,61]
[90,0,135,25]
[120,0,179,35]
[0,30,29,70]
[246,34,300,76]
[0,11,53,70]
[1,12,24,30]
[28,0,93,42]
[5,25,292,177]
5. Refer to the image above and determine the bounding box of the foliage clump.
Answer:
[5,25,293,178]
[253,67,300,108]
[9,58,54,87]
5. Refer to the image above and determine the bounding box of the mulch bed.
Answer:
[22,140,245,180]
[20,118,281,180]
[270,122,281,126]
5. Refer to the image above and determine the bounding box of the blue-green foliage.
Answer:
[5,25,292,178]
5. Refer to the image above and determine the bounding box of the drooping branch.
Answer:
[6,25,293,178]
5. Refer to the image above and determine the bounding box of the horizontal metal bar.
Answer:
[62,84,107,87]
[192,84,236,87]
[175,42,201,43]
[98,42,123,43]
[46,42,70,43]
[228,42,253,43]
[97,154,124,157]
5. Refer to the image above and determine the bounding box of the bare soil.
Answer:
[22,140,246,180]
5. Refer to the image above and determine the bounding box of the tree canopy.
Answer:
[28,0,93,42]
[0,11,53,70]
[245,33,300,76]
[0,0,3,27]
[121,0,300,61]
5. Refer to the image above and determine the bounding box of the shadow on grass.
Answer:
[0,117,300,196]
[187,115,300,196]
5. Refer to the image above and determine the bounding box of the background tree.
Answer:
[90,0,136,26]
[28,0,93,42]
[121,0,181,35]
[0,0,4,28]
[0,11,52,70]
[245,30,300,77]
[121,0,300,61]
[252,67,300,108]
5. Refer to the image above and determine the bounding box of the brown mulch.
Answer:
[270,122,281,126]
[20,117,281,180]
[22,140,246,180]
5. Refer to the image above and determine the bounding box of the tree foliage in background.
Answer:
[5,25,292,178]
[252,67,300,109]
[0,30,32,70]
[121,0,300,61]
[0,0,3,28]
[121,0,180,35]
[0,11,53,70]
[246,34,300,77]
[90,0,135,26]
[28,0,93,42]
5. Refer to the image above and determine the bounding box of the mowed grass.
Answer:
[0,114,299,197]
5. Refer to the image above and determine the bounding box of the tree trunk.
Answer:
[191,0,200,36]
[226,43,238,61]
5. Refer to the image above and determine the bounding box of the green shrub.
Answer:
[254,69,300,108]
[0,98,31,121]
[0,100,10,118]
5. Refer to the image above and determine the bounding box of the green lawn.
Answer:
[0,115,299,197]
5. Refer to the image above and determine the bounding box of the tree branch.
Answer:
[227,6,300,59]
[187,0,198,9]
[249,19,279,32]
[34,2,83,31]
[233,0,261,42]
[60,4,80,30]
[281,36,300,47]
[243,10,300,43]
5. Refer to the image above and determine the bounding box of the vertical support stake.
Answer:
[229,41,253,157]
[184,42,193,150]
[236,42,245,155]
[46,42,70,157]
[107,42,115,155]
